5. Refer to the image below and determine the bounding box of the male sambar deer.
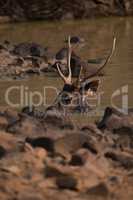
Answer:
[54,36,116,112]
[22,36,116,121]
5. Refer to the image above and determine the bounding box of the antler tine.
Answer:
[67,35,72,81]
[56,63,67,82]
[81,37,116,82]
[96,37,116,72]
[56,36,72,85]
[106,37,116,63]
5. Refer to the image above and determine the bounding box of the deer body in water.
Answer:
[22,36,116,120]
[52,36,116,113]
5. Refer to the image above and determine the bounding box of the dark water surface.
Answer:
[0,17,133,122]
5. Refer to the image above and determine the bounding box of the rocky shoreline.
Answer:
[0,38,114,80]
[0,35,132,200]
[0,105,132,200]
[0,40,55,80]
[0,0,133,22]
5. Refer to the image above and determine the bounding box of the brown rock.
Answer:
[56,175,77,190]
[54,132,98,159]
[69,148,93,166]
[0,116,8,130]
[34,148,47,160]
[0,131,18,152]
[86,182,109,197]
[0,145,6,159]
[7,115,45,136]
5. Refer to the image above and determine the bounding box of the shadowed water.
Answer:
[0,17,133,122]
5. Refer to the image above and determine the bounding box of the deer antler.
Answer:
[68,36,72,81]
[73,65,83,88]
[81,37,116,82]
[56,36,72,85]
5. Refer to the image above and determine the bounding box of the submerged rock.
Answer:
[12,42,47,57]
[98,107,133,130]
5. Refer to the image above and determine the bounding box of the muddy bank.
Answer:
[0,106,132,200]
[0,0,133,22]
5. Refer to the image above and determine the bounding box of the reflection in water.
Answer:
[0,17,133,122]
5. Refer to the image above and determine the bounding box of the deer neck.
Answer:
[63,84,75,93]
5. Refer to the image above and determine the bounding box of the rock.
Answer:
[12,42,47,57]
[7,114,46,136]
[0,116,8,130]
[0,146,7,159]
[22,106,74,130]
[25,137,54,152]
[21,106,35,116]
[56,175,77,190]
[86,182,109,197]
[0,131,18,152]
[98,107,133,130]
[4,108,19,124]
[44,106,74,130]
[69,149,91,166]
[105,151,133,169]
[113,126,133,149]
[45,165,65,178]
[54,132,99,159]
[0,106,132,199]
[113,126,133,136]
[54,133,88,158]
[44,159,75,178]
[0,41,51,80]
[81,123,103,137]
[33,148,47,160]
[0,165,21,176]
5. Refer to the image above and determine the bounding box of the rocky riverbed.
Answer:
[0,105,132,200]
[0,40,57,80]
[0,38,107,80]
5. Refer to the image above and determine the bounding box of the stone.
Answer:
[0,146,6,159]
[86,182,109,197]
[25,137,54,152]
[56,175,77,190]
[69,149,91,166]
[0,116,8,130]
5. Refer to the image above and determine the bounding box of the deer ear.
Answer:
[80,79,100,93]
